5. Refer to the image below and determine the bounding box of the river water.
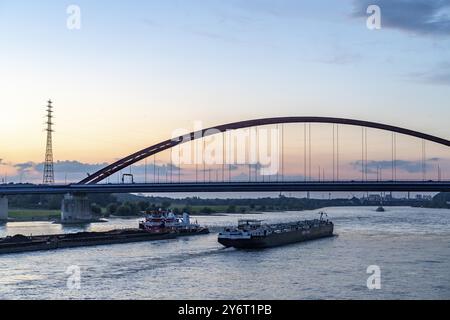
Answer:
[0,206,449,300]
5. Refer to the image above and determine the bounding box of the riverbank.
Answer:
[8,199,449,222]
[7,207,262,222]
[7,192,448,223]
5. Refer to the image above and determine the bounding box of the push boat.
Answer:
[218,212,334,249]
[139,210,209,235]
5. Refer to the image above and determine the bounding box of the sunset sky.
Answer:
[0,0,449,183]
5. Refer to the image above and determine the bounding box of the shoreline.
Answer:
[5,205,450,223]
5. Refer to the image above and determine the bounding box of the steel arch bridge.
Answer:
[78,116,450,185]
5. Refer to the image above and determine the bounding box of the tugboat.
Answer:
[218,212,334,249]
[139,209,209,235]
[376,199,386,212]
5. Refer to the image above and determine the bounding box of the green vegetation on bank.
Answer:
[9,209,61,220]
[7,192,449,220]
[7,193,116,210]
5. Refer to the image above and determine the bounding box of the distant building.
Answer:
[415,194,433,201]
[367,194,382,202]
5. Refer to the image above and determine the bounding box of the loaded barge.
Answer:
[0,229,175,255]
[0,211,209,255]
[218,213,334,249]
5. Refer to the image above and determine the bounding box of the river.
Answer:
[0,206,449,300]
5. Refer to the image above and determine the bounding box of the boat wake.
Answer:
[96,246,235,279]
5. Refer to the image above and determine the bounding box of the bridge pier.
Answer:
[61,193,93,223]
[0,196,7,222]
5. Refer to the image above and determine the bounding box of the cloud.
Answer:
[351,159,440,174]
[14,162,36,171]
[9,160,182,183]
[14,161,108,174]
[352,0,450,36]
[186,29,242,44]
[227,0,306,19]
[408,63,450,85]
[319,52,363,65]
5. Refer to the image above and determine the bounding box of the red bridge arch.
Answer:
[78,117,450,185]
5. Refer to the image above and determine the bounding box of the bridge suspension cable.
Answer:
[304,123,307,182]
[392,132,397,181]
[337,124,340,181]
[361,127,366,182]
[77,117,450,185]
[309,123,312,182]
[222,132,225,182]
[422,139,427,181]
[333,124,335,181]
[144,158,147,184]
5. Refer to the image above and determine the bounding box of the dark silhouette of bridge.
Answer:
[1,116,449,222]
[0,181,449,196]
[1,116,450,194]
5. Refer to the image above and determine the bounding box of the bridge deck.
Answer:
[0,181,449,195]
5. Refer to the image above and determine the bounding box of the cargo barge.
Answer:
[0,229,176,255]
[218,213,334,249]
[0,211,209,255]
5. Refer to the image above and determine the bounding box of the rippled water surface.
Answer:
[0,206,449,300]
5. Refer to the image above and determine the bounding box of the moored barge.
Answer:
[0,211,209,255]
[0,229,175,255]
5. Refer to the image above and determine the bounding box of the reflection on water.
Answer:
[0,206,449,300]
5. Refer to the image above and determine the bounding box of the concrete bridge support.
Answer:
[0,196,7,222]
[61,193,93,223]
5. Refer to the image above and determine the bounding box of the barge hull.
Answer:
[0,231,176,255]
[177,228,210,236]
